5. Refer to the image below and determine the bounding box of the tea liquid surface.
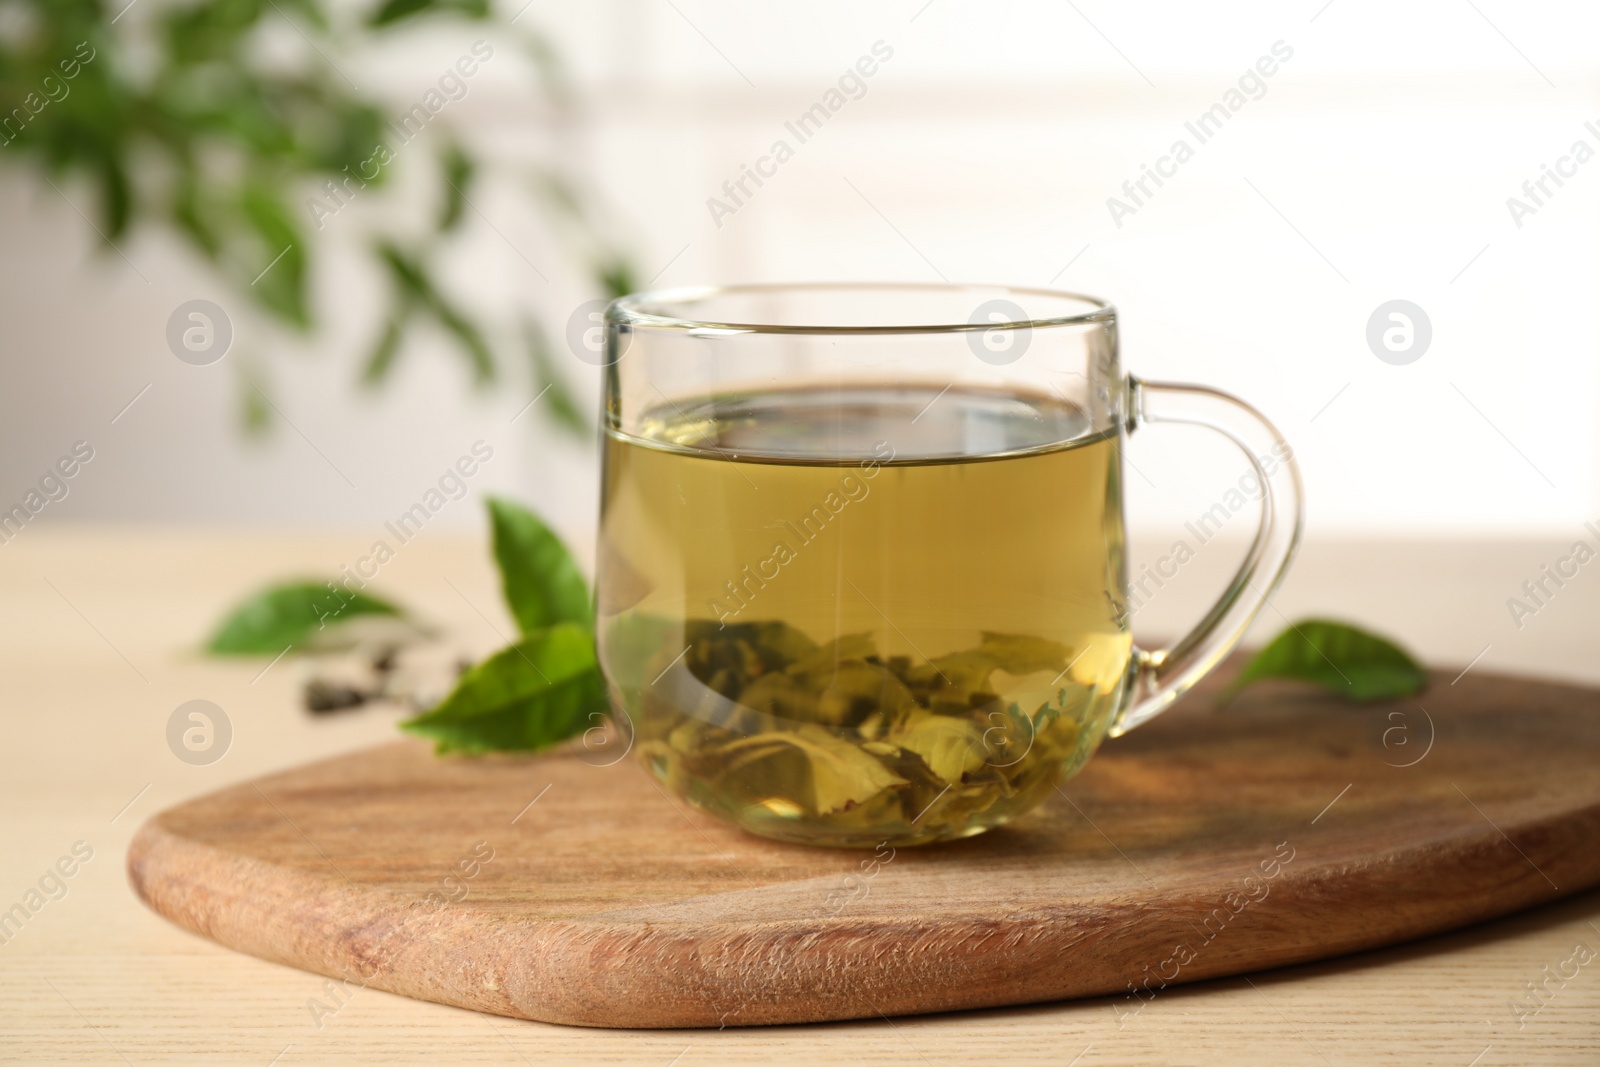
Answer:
[599,385,1133,846]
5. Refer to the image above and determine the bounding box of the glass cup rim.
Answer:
[607,281,1116,336]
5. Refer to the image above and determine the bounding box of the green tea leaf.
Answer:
[361,309,409,385]
[239,362,273,438]
[908,649,997,695]
[100,158,132,241]
[369,0,490,27]
[888,712,986,783]
[1231,619,1427,703]
[487,497,592,634]
[276,0,331,31]
[432,298,496,385]
[410,672,602,754]
[370,0,432,25]
[171,159,222,259]
[789,725,909,814]
[523,318,590,437]
[437,143,475,232]
[598,259,637,299]
[0,0,601,440]
[376,241,493,384]
[979,631,1073,675]
[239,184,308,328]
[597,612,675,691]
[208,580,404,655]
[703,620,820,673]
[785,632,877,679]
[376,240,428,297]
[400,622,601,753]
[716,724,907,815]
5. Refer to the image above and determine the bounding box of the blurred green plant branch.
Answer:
[0,0,631,435]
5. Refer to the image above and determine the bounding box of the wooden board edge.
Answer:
[127,795,1600,1029]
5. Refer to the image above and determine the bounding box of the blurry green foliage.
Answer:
[0,0,631,434]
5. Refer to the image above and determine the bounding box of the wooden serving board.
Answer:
[128,661,1600,1028]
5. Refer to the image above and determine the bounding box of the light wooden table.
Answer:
[2,529,1596,1065]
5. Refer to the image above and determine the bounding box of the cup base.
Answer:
[642,759,1063,850]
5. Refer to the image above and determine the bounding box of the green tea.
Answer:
[597,384,1133,847]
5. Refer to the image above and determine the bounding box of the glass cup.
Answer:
[595,283,1302,848]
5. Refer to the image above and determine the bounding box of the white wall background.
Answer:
[1,0,1597,554]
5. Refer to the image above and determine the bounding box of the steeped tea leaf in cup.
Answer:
[599,385,1133,846]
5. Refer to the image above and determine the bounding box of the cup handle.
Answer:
[1111,375,1306,736]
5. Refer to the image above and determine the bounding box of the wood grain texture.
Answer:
[127,660,1600,1029]
[2,532,1598,1063]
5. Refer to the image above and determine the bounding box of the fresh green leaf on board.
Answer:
[400,622,603,753]
[1230,619,1427,702]
[487,496,593,634]
[207,580,405,654]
